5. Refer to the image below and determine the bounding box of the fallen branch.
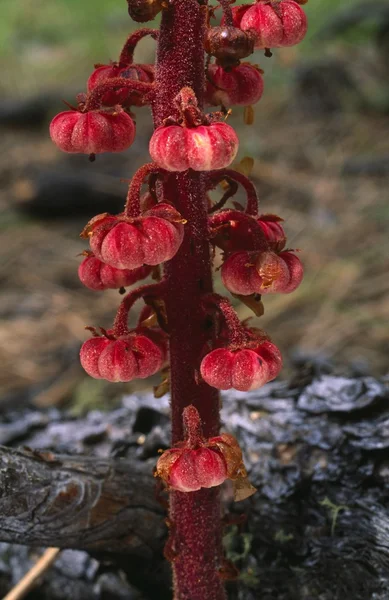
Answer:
[0,446,165,556]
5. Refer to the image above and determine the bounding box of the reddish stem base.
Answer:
[171,489,225,600]
[162,172,226,600]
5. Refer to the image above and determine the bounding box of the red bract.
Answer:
[78,255,152,291]
[221,250,303,295]
[239,0,308,49]
[206,63,264,107]
[49,107,136,155]
[149,122,239,172]
[82,204,185,270]
[87,63,154,107]
[80,328,167,382]
[200,339,282,391]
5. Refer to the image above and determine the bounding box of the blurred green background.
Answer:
[0,0,388,413]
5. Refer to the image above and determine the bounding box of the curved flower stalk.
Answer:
[49,0,308,597]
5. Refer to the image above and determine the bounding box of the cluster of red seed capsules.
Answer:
[50,0,307,494]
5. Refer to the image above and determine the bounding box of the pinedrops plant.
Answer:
[50,1,307,597]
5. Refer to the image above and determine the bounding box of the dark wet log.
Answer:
[223,373,389,600]
[0,445,165,556]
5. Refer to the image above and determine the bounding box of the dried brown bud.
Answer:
[204,26,255,67]
[127,0,163,22]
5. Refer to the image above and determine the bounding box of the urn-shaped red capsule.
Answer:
[49,107,136,155]
[80,328,167,382]
[79,336,112,380]
[206,63,264,108]
[157,447,228,492]
[257,214,286,249]
[87,63,154,107]
[200,339,282,391]
[239,0,308,49]
[82,204,185,271]
[78,255,152,291]
[221,250,303,295]
[149,122,239,172]
[155,406,249,492]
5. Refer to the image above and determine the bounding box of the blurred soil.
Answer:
[0,7,388,411]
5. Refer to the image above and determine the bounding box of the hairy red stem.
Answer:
[152,0,226,598]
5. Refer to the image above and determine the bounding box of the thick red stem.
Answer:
[152,1,226,598]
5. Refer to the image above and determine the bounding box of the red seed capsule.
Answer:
[240,0,308,49]
[156,447,228,492]
[79,336,112,379]
[87,63,154,107]
[278,250,304,293]
[78,255,152,291]
[149,122,239,172]
[221,250,303,295]
[206,63,264,107]
[83,204,185,270]
[49,107,136,155]
[200,340,282,391]
[155,406,248,492]
[257,214,286,249]
[80,328,167,382]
